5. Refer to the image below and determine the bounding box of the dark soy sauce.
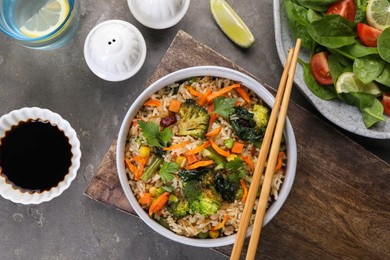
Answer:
[0,120,72,192]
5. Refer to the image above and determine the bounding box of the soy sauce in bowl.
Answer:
[0,119,72,193]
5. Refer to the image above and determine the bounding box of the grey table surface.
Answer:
[0,1,389,259]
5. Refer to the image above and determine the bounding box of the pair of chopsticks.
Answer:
[230,38,301,260]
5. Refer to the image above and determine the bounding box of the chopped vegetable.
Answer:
[209,113,218,127]
[226,154,238,162]
[205,126,222,137]
[185,153,198,165]
[215,174,238,203]
[202,148,226,170]
[198,232,209,239]
[159,162,179,183]
[235,87,251,105]
[139,146,151,158]
[176,156,186,167]
[144,99,161,107]
[125,158,138,174]
[240,179,248,203]
[209,139,230,157]
[187,86,203,97]
[253,104,270,129]
[168,198,190,218]
[141,157,164,182]
[134,155,148,180]
[186,160,214,170]
[274,151,285,173]
[231,141,244,154]
[224,138,234,149]
[179,167,210,182]
[198,89,212,106]
[212,97,236,119]
[239,155,254,171]
[177,99,210,139]
[149,192,170,216]
[189,189,222,216]
[206,83,241,103]
[139,193,153,205]
[209,230,219,238]
[163,141,190,151]
[225,157,244,171]
[211,215,230,231]
[169,100,182,113]
[138,120,172,147]
[183,180,202,202]
[185,141,210,155]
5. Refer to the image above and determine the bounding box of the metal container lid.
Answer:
[84,20,147,82]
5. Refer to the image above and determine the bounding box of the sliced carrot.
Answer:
[208,103,214,113]
[186,160,214,170]
[186,153,198,165]
[125,158,138,174]
[144,99,161,107]
[140,192,153,205]
[209,113,218,127]
[168,100,182,113]
[231,142,244,154]
[198,89,212,106]
[205,127,222,137]
[149,192,170,216]
[235,87,251,105]
[274,151,285,173]
[239,155,254,171]
[240,179,248,203]
[206,83,241,103]
[133,156,148,180]
[187,86,203,97]
[185,141,210,155]
[211,215,230,231]
[209,139,230,157]
[162,141,190,151]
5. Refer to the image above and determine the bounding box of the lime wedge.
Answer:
[19,0,70,38]
[210,0,255,48]
[336,72,382,95]
[367,0,390,31]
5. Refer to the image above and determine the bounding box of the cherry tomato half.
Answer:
[382,93,390,116]
[326,0,356,23]
[357,23,382,47]
[310,52,333,85]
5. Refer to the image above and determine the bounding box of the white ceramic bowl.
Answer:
[0,107,81,205]
[116,66,297,247]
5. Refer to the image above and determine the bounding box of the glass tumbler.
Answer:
[0,0,80,50]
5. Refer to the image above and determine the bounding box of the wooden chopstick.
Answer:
[230,38,301,260]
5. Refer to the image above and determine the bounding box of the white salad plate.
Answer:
[274,0,390,139]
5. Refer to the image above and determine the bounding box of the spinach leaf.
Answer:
[378,27,390,63]
[213,97,236,119]
[307,15,356,49]
[361,98,386,128]
[353,55,386,84]
[159,162,179,183]
[178,167,210,182]
[215,174,237,203]
[307,8,323,23]
[284,0,315,49]
[376,63,390,88]
[299,59,338,100]
[339,92,375,110]
[340,42,378,58]
[328,48,354,66]
[296,0,337,11]
[328,55,345,84]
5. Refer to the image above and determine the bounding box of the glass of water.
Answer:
[0,0,80,50]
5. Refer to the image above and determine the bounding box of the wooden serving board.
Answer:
[85,30,390,259]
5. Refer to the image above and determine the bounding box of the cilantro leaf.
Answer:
[137,120,172,147]
[159,162,179,183]
[213,97,236,119]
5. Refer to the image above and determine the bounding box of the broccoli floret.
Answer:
[177,99,210,139]
[183,180,202,203]
[168,198,190,219]
[253,104,269,129]
[196,190,222,216]
[200,171,215,188]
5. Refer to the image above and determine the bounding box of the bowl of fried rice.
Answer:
[116,66,297,247]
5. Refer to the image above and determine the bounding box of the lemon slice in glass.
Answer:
[19,0,70,38]
[336,72,382,95]
[367,0,390,31]
[210,0,255,48]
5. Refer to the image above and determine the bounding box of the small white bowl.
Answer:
[0,107,81,205]
[127,0,190,29]
[116,66,297,247]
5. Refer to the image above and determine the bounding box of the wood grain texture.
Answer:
[85,30,390,259]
